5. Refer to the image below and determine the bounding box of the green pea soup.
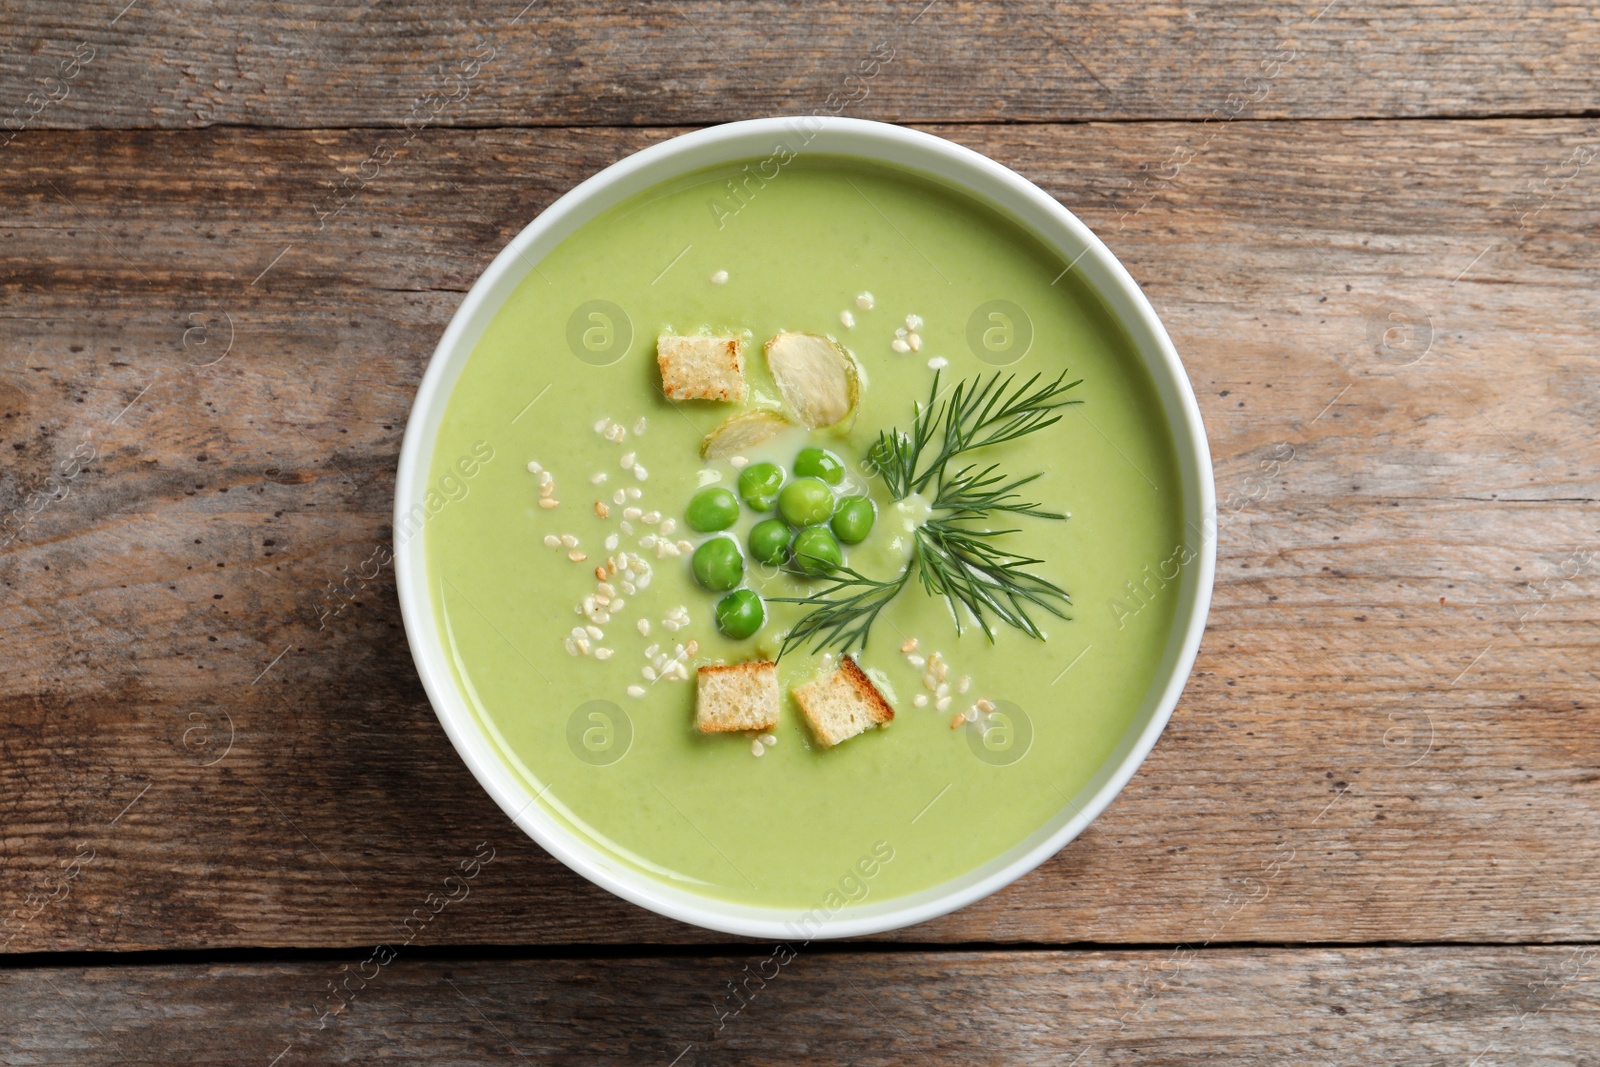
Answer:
[424,157,1184,910]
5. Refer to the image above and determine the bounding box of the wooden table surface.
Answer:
[3,2,1597,1062]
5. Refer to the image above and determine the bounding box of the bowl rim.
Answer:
[395,116,1217,939]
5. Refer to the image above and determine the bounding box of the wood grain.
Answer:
[3,947,1598,1064]
[0,2,1596,131]
[2,119,1598,951]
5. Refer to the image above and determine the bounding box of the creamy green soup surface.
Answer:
[424,157,1183,910]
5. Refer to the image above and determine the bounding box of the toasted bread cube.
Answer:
[695,661,779,733]
[657,334,746,402]
[792,656,894,748]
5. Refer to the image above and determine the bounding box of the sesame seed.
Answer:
[928,356,948,371]
[590,471,607,485]
[585,625,603,640]
[620,451,636,469]
[936,695,952,712]
[526,460,543,474]
[644,643,660,658]
[594,565,606,581]
[913,694,928,708]
[840,309,856,329]
[605,533,619,551]
[976,699,996,714]
[640,535,658,549]
[627,685,645,698]
[633,464,648,480]
[621,580,636,596]
[539,498,560,509]
[895,327,908,339]
[900,637,919,653]
[568,550,587,562]
[543,534,561,549]
[729,456,748,469]
[856,291,874,310]
[935,682,949,698]
[575,638,591,655]
[891,338,911,354]
[906,314,923,330]
[686,639,699,656]
[660,518,677,536]
[710,269,729,284]
[560,534,578,548]
[564,638,578,656]
[676,540,692,553]
[626,487,642,500]
[619,520,633,535]
[760,734,776,747]
[538,470,554,487]
[595,501,610,519]
[642,666,657,681]
[642,510,661,524]
[633,417,647,435]
[923,675,939,693]
[613,489,626,505]
[637,619,651,636]
[623,507,642,521]
[751,738,765,757]
[908,654,926,669]
[595,647,613,660]
[950,712,965,729]
[611,598,625,611]
[908,332,923,352]
[965,706,979,722]
[957,676,971,694]
[593,418,610,434]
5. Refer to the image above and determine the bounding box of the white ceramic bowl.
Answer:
[395,117,1216,939]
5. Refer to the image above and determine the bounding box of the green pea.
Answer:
[794,446,845,485]
[737,462,785,511]
[748,518,791,567]
[714,589,765,640]
[791,526,843,576]
[685,487,740,533]
[778,476,835,527]
[691,536,744,592]
[830,495,876,544]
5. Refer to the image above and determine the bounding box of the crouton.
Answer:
[695,661,779,733]
[792,656,894,748]
[657,334,746,402]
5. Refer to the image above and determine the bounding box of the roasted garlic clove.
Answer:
[763,332,860,429]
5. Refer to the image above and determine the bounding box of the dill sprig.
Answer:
[771,563,912,656]
[867,369,1082,500]
[775,370,1081,659]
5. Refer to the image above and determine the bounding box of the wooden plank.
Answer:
[0,2,1596,131]
[1,120,1598,951]
[2,947,1597,1063]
